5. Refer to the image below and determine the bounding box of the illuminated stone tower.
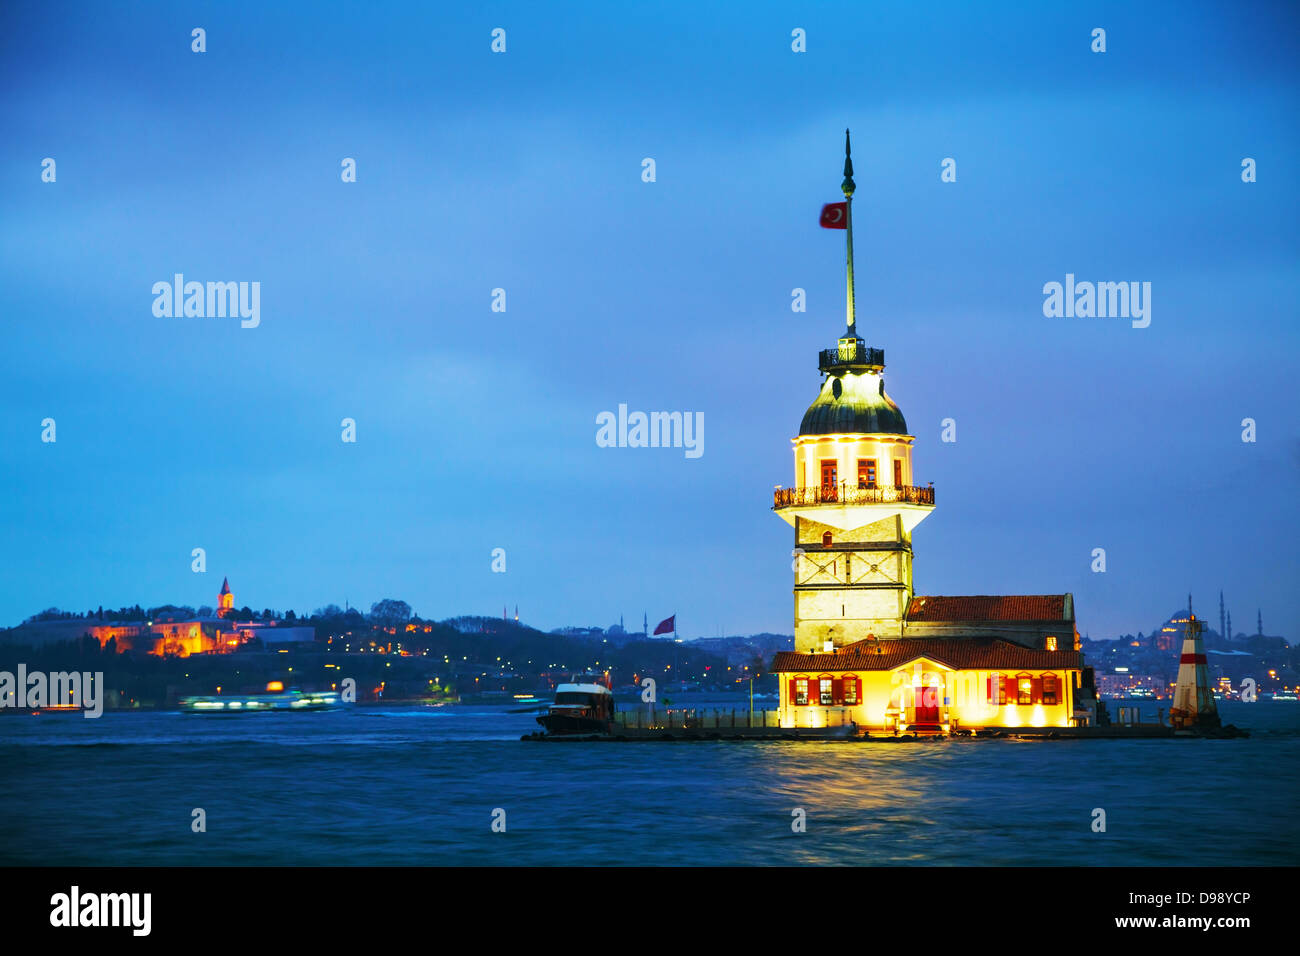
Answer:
[217,577,234,618]
[773,131,935,653]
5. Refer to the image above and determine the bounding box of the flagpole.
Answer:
[671,614,678,684]
[842,128,857,335]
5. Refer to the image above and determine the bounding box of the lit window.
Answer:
[843,677,858,705]
[820,677,834,705]
[795,678,808,706]
[1045,636,1057,651]
[821,460,838,498]
[1042,674,1058,705]
[857,459,877,489]
[1018,677,1033,705]
[988,674,1007,705]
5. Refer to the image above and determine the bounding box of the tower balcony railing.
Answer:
[773,483,935,509]
[819,344,884,372]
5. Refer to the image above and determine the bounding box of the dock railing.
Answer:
[614,707,783,731]
[1113,704,1166,727]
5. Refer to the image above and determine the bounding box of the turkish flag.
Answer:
[820,202,847,229]
[653,615,675,635]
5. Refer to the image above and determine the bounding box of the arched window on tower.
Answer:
[822,531,833,547]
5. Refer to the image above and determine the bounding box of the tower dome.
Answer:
[800,366,908,436]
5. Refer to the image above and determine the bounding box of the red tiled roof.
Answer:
[771,637,1082,673]
[906,594,1070,623]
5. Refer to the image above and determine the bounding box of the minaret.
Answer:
[1219,590,1225,641]
[1257,609,1262,636]
[217,577,234,618]
[1226,610,1233,641]
[773,131,935,653]
[1170,613,1220,731]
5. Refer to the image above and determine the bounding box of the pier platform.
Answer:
[520,707,1247,741]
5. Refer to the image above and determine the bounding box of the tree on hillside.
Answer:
[370,599,413,629]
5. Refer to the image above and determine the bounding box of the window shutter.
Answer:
[986,675,992,702]
[832,678,843,703]
[1031,677,1043,703]
[788,679,797,704]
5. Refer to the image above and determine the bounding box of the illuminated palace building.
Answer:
[91,578,314,657]
[770,133,1096,733]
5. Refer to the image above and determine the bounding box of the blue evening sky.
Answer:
[1,1,1297,639]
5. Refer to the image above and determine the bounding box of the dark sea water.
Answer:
[2,699,1296,866]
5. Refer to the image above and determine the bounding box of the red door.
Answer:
[913,686,940,725]
[820,460,838,500]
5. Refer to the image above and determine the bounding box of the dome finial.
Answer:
[842,128,855,197]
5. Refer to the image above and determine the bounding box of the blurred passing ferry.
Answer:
[180,682,343,714]
[536,673,614,736]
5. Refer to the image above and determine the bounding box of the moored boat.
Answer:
[536,673,614,736]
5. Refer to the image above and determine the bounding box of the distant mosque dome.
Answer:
[799,369,908,436]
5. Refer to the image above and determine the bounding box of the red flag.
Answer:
[653,615,675,635]
[819,202,847,229]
